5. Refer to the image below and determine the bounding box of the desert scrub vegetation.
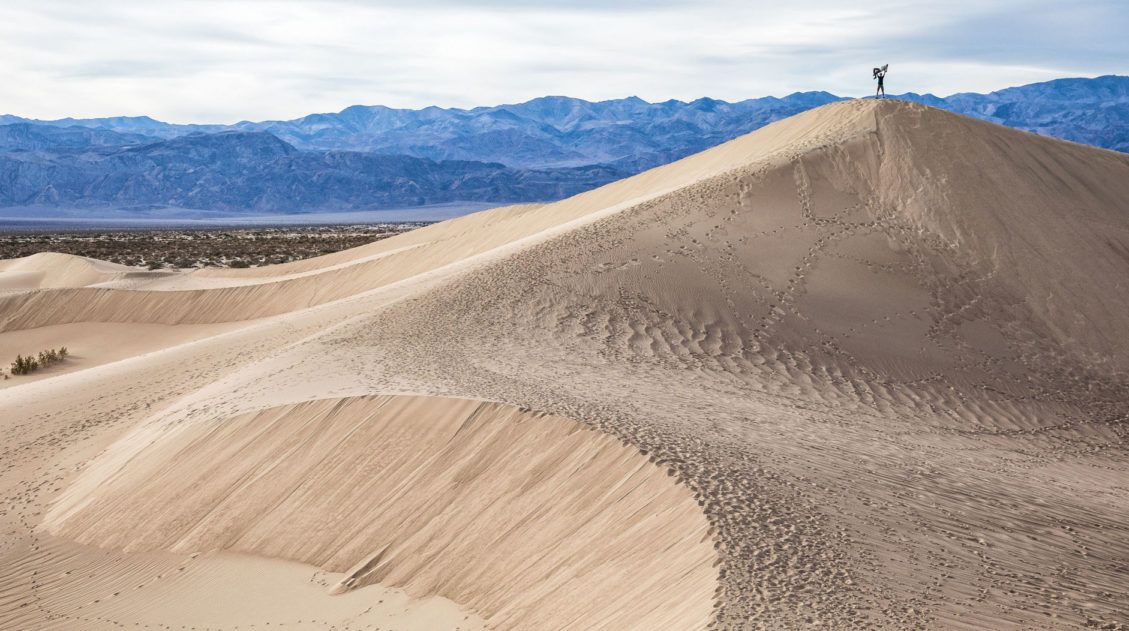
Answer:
[8,347,68,376]
[0,224,427,269]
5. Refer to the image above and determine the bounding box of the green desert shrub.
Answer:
[10,354,37,375]
[10,347,68,376]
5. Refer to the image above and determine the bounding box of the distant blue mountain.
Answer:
[1,76,1125,213]
[0,123,154,152]
[0,130,620,211]
[236,91,848,171]
[895,76,1129,154]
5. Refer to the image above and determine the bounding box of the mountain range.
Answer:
[0,127,617,212]
[1,75,1126,213]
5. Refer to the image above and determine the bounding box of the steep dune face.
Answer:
[4,99,1129,630]
[869,104,1129,372]
[43,396,717,631]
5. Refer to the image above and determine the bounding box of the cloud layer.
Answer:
[1,0,1125,123]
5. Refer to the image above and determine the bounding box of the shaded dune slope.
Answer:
[43,395,717,631]
[550,101,1129,418]
[415,100,1129,419]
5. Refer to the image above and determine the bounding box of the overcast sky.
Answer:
[1,0,1125,123]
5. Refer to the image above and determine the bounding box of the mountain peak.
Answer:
[130,130,298,162]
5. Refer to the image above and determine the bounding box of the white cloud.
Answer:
[0,0,1124,122]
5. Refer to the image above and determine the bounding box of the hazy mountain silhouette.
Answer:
[1,76,1125,213]
[0,130,621,211]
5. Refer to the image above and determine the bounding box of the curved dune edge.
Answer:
[0,252,141,290]
[44,395,719,631]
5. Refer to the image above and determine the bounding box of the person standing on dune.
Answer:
[873,64,888,98]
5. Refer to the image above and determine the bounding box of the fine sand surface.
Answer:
[2,99,1128,629]
[0,321,253,388]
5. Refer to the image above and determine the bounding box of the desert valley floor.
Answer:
[1,100,1128,630]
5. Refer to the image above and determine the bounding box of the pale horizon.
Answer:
[2,73,1123,127]
[2,0,1125,124]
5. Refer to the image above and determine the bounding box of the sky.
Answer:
[0,0,1125,123]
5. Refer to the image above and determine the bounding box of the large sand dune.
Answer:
[2,99,1128,630]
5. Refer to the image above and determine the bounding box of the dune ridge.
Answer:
[0,102,876,331]
[0,252,141,291]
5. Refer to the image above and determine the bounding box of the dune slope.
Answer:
[44,395,717,631]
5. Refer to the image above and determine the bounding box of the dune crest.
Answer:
[0,251,140,290]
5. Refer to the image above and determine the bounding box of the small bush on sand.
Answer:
[10,347,68,376]
[10,354,37,375]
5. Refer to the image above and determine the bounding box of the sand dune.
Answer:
[1,538,488,631]
[0,252,142,291]
[0,102,876,331]
[2,99,1129,630]
[0,320,250,388]
[44,395,716,630]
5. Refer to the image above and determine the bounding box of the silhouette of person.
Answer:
[873,65,888,98]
